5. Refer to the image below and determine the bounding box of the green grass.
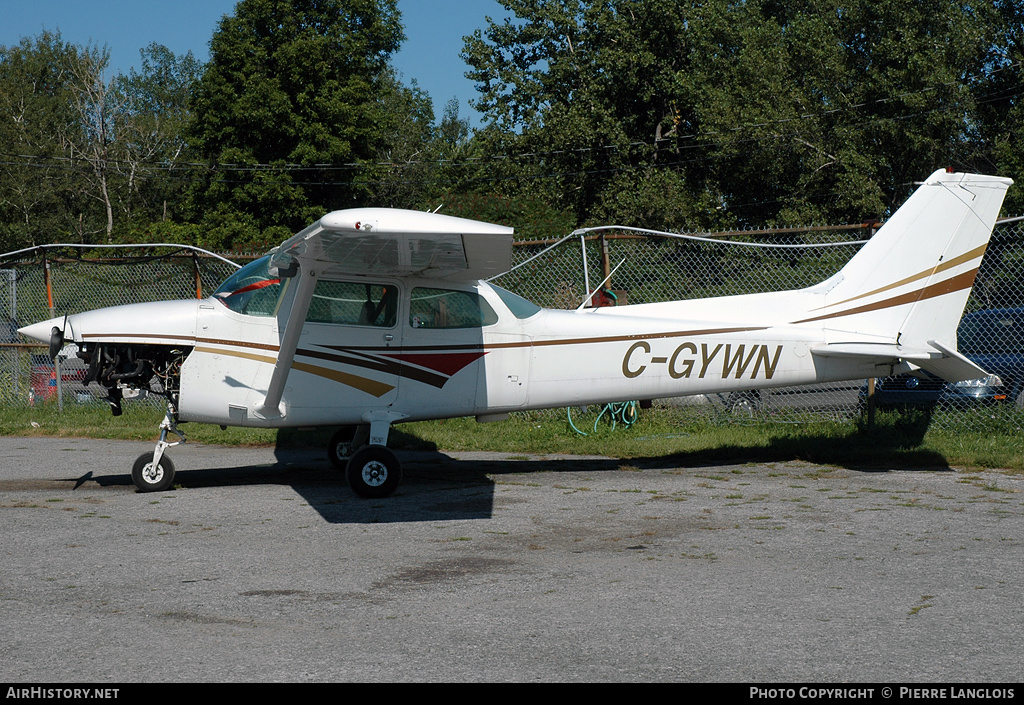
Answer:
[0,401,282,446]
[4,399,1022,474]
[403,406,1024,473]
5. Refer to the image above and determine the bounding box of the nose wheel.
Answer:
[132,452,176,492]
[131,402,185,493]
[345,445,401,498]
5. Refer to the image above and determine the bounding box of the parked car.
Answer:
[28,351,91,405]
[721,382,863,418]
[866,307,1024,409]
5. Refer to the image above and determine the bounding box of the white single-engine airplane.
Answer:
[19,169,1013,497]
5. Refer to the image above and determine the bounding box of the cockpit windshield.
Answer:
[213,256,283,316]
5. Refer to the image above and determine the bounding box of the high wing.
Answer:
[256,208,515,419]
[268,207,514,281]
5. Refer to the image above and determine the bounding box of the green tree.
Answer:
[0,34,201,250]
[977,0,1024,216]
[117,44,203,230]
[462,0,1008,229]
[462,1,647,225]
[186,0,405,247]
[363,74,437,209]
[65,42,126,242]
[422,97,479,204]
[0,32,89,250]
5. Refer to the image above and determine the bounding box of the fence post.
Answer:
[866,377,876,429]
[600,232,611,286]
[193,254,202,299]
[43,253,54,318]
[579,234,590,299]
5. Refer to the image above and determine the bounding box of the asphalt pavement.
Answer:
[1,436,1022,683]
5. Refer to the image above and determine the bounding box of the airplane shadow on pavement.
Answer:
[56,416,952,524]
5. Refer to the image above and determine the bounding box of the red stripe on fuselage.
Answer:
[377,351,487,377]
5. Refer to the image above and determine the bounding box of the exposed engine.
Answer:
[77,343,191,416]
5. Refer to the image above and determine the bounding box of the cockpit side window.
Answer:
[213,256,283,317]
[306,280,397,327]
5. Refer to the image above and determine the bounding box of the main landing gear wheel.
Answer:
[345,445,401,498]
[131,452,176,493]
[328,427,357,470]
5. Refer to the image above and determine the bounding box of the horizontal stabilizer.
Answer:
[811,341,988,383]
[917,340,989,383]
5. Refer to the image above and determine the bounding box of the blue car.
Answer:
[866,308,1024,409]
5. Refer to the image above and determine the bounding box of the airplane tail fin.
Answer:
[799,170,1012,379]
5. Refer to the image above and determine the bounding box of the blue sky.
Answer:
[0,0,507,125]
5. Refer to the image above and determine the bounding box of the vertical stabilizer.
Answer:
[797,170,1012,349]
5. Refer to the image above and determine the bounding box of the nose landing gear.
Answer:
[132,403,186,492]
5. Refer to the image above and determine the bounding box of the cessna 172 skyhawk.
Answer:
[18,169,1013,497]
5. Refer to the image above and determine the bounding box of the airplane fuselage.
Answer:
[51,275,887,430]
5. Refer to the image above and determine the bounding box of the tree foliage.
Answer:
[0,32,89,249]
[462,0,1017,229]
[185,0,406,245]
[978,0,1024,216]
[118,44,203,226]
[1,1,1022,255]
[0,33,201,251]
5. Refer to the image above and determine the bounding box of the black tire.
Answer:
[345,445,401,498]
[131,452,176,493]
[327,427,358,470]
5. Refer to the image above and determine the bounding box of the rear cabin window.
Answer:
[409,288,498,329]
[491,284,542,319]
[306,281,397,327]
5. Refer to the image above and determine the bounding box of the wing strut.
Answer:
[255,264,318,418]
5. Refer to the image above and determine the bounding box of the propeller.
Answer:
[48,325,64,361]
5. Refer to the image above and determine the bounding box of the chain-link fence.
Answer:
[0,247,245,409]
[2,219,1022,435]
[495,218,1024,432]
